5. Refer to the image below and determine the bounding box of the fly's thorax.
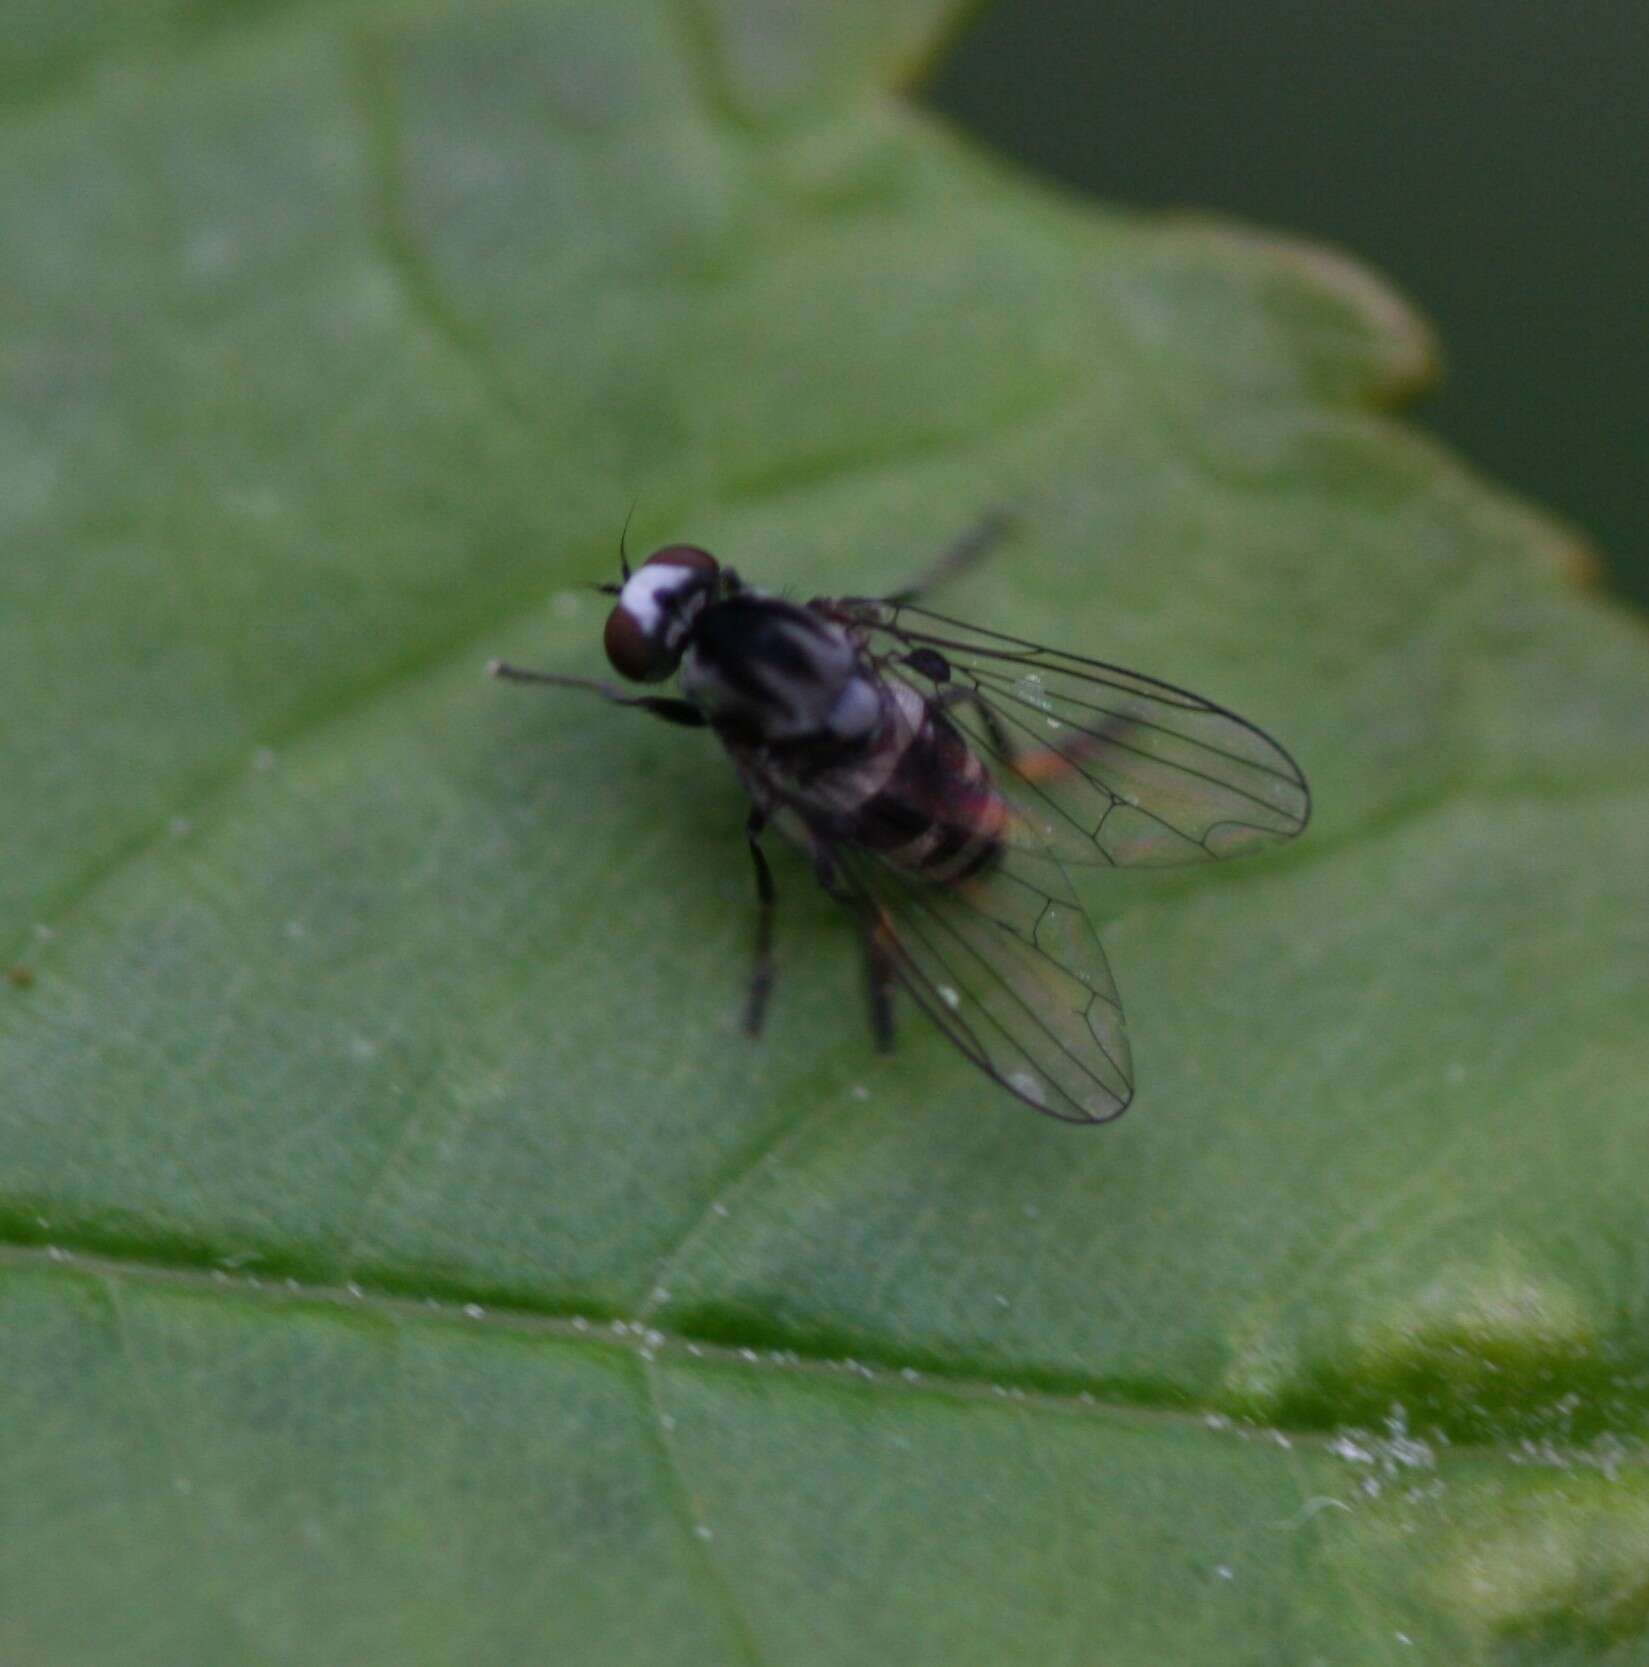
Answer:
[680,594,880,743]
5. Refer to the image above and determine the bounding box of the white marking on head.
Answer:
[620,563,700,638]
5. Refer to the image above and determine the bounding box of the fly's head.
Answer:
[601,545,724,683]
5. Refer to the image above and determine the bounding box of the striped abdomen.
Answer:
[832,682,1008,885]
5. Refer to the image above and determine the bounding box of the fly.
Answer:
[489,516,1310,1122]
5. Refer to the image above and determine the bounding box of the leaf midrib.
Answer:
[0,1238,1317,1438]
[2,1238,1637,1472]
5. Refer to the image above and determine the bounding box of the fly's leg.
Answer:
[488,662,706,727]
[744,808,778,1037]
[885,507,1017,605]
[810,843,898,1054]
[895,643,1015,761]
[934,683,1013,759]
[862,910,898,1053]
[905,657,1085,797]
[937,681,1090,787]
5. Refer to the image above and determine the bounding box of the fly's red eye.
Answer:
[603,606,661,681]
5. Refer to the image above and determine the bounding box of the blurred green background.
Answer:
[930,0,1648,607]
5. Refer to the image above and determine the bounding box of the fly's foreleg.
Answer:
[886,507,1016,605]
[744,808,777,1037]
[488,662,707,727]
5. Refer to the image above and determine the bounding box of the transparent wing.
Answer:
[830,599,1311,868]
[830,838,1133,1124]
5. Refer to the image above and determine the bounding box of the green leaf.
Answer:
[5,1,1648,1661]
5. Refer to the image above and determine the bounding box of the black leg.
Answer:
[935,683,1014,761]
[862,911,897,1053]
[885,507,1017,605]
[744,808,777,1037]
[488,661,707,727]
[806,841,896,1053]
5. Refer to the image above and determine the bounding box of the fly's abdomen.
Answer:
[853,705,1007,885]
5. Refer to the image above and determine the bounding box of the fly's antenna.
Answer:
[618,499,638,581]
[590,500,640,595]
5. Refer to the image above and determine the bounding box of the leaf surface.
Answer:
[5,2,1649,1661]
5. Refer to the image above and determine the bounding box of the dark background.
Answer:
[928,0,1648,608]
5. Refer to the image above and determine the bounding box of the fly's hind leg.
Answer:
[893,632,1017,765]
[934,682,1084,789]
[934,683,1014,761]
[901,645,1082,797]
[809,843,898,1054]
[885,507,1017,605]
[861,910,897,1053]
[744,808,777,1037]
